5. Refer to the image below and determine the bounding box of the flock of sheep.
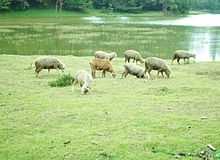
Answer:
[35,49,196,94]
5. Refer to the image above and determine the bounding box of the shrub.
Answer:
[48,74,75,87]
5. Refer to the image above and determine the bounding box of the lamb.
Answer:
[72,70,92,95]
[171,50,196,65]
[90,58,116,79]
[95,51,117,61]
[124,50,144,64]
[122,63,146,78]
[35,56,65,78]
[145,57,171,78]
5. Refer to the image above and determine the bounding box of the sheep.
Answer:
[90,58,116,79]
[145,57,171,78]
[171,50,196,65]
[95,51,117,61]
[35,56,65,78]
[124,50,144,64]
[72,70,92,95]
[122,63,146,78]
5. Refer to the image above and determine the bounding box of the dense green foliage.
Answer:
[48,74,75,87]
[1,0,220,14]
[189,0,220,10]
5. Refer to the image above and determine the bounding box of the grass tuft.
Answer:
[48,74,75,87]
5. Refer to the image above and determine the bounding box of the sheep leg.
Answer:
[147,69,152,79]
[124,72,129,78]
[177,59,180,65]
[102,71,106,78]
[35,68,42,78]
[184,58,186,64]
[133,59,135,63]
[92,70,96,79]
[144,68,150,79]
[125,58,127,63]
[128,58,130,63]
[72,80,78,92]
[35,68,39,78]
[48,69,50,74]
[81,86,86,95]
[91,71,94,78]
[122,71,126,78]
[157,70,160,77]
[171,58,176,65]
[161,71,164,78]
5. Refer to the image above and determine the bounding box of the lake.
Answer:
[0,13,219,61]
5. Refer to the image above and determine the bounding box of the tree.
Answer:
[170,0,189,14]
[161,0,170,13]
[64,0,92,11]
[0,0,12,11]
[188,0,220,10]
[111,0,144,13]
[55,0,63,12]
[92,0,109,9]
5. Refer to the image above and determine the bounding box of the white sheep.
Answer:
[72,70,92,95]
[35,56,65,78]
[145,57,171,78]
[124,50,144,64]
[171,50,196,65]
[95,51,117,61]
[122,63,146,78]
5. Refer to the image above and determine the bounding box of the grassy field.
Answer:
[0,55,220,159]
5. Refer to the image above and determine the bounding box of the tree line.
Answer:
[1,0,220,14]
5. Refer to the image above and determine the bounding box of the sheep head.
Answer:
[59,63,66,73]
[111,72,116,78]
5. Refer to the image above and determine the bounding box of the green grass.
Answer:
[0,55,220,159]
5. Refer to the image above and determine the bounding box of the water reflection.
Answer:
[82,14,220,27]
[147,14,220,27]
[82,14,220,61]
[82,16,103,23]
[189,28,220,61]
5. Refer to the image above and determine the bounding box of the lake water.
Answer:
[0,13,219,61]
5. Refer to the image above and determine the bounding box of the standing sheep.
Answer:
[124,50,144,64]
[145,57,171,78]
[72,70,92,95]
[95,51,117,61]
[122,63,146,78]
[171,50,196,65]
[90,58,116,79]
[35,56,65,78]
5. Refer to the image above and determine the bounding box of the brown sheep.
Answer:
[89,58,116,79]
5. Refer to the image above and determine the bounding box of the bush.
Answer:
[48,74,75,87]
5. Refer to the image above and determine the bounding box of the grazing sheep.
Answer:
[90,58,116,79]
[122,63,146,78]
[95,51,117,61]
[35,56,65,78]
[145,57,171,78]
[171,50,196,65]
[72,70,92,95]
[124,50,144,64]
